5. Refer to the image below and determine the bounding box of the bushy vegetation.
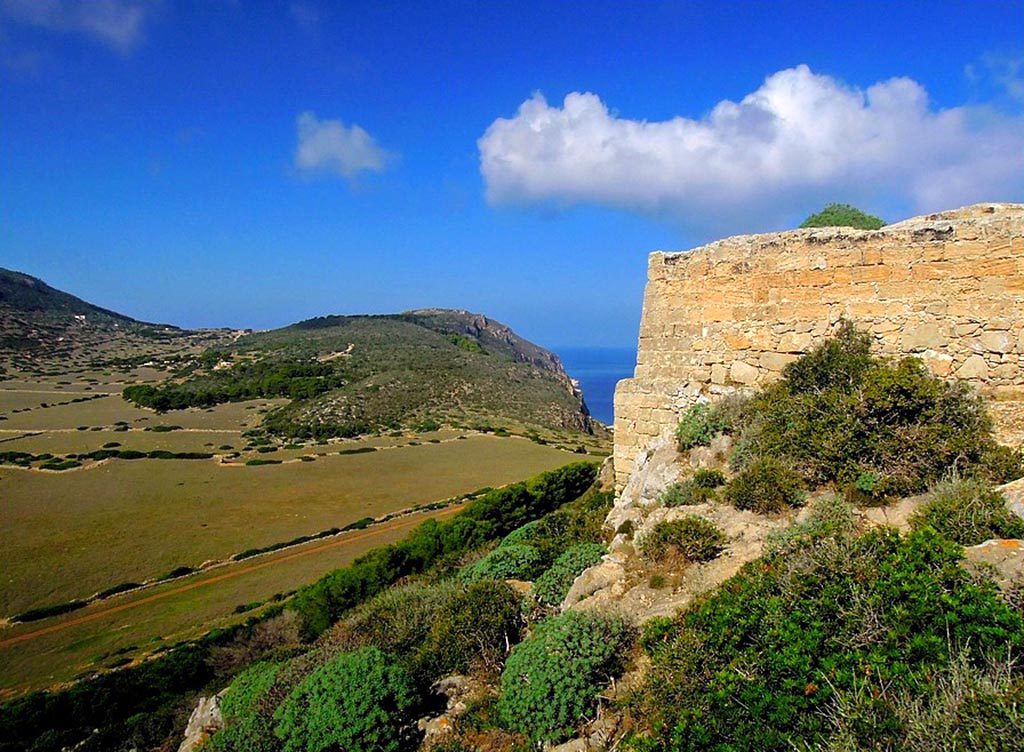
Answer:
[911,476,1024,546]
[206,661,281,752]
[660,468,726,507]
[417,580,523,678]
[800,203,885,230]
[674,403,727,450]
[723,455,805,513]
[290,462,597,639]
[630,528,1024,751]
[459,544,545,583]
[273,647,418,752]
[706,322,1011,499]
[498,611,633,744]
[640,516,727,562]
[532,543,607,606]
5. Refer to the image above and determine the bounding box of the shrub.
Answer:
[733,322,996,496]
[498,611,632,744]
[417,580,523,679]
[977,444,1024,485]
[800,203,885,230]
[274,647,418,752]
[460,544,545,583]
[724,455,805,513]
[532,543,607,606]
[765,494,856,555]
[207,662,282,752]
[911,476,1024,546]
[692,468,726,488]
[821,651,1024,752]
[640,517,726,562]
[661,469,725,507]
[631,528,1024,751]
[324,581,458,661]
[675,403,726,450]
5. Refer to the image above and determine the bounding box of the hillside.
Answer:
[0,267,230,373]
[124,309,595,438]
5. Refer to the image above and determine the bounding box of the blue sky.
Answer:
[2,1,1022,348]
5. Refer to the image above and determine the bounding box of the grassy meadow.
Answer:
[0,505,462,694]
[0,368,605,695]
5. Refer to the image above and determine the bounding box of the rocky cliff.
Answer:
[614,203,1024,489]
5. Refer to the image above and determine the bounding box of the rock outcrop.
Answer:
[614,203,1024,489]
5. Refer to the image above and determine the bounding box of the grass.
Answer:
[0,505,464,694]
[0,434,578,617]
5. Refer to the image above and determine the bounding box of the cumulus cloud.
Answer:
[478,65,1024,230]
[0,0,158,52]
[294,112,395,181]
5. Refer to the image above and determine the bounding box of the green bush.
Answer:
[675,403,726,450]
[692,468,726,488]
[325,581,458,661]
[640,517,726,562]
[977,444,1024,485]
[732,322,996,497]
[800,203,885,230]
[724,455,805,513]
[273,647,417,752]
[631,528,1024,751]
[532,543,607,606]
[661,470,726,507]
[498,611,632,744]
[765,494,856,555]
[459,544,545,583]
[417,580,523,679]
[911,477,1024,546]
[821,651,1024,752]
[207,662,281,752]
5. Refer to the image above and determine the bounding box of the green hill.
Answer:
[0,267,217,369]
[124,309,594,438]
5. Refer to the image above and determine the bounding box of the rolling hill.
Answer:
[125,309,595,438]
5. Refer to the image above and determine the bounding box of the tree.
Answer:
[800,203,884,230]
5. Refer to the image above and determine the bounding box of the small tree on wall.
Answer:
[800,203,885,230]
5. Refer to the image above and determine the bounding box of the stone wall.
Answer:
[613,203,1024,489]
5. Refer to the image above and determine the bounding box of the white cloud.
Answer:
[294,112,395,181]
[0,0,158,52]
[478,65,1024,230]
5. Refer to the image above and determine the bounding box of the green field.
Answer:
[0,433,576,617]
[0,505,463,695]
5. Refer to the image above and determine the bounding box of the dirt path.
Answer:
[0,504,462,649]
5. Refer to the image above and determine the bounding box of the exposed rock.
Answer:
[999,477,1024,520]
[964,539,1024,588]
[956,354,989,379]
[729,360,759,385]
[178,694,223,752]
[417,675,483,741]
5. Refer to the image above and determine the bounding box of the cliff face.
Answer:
[614,203,1024,489]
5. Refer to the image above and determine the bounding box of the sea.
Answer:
[556,346,637,427]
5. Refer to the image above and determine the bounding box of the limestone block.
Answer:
[760,352,799,371]
[956,355,989,379]
[729,361,760,385]
[921,350,954,377]
[980,330,1013,353]
[900,322,946,351]
[778,332,813,352]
